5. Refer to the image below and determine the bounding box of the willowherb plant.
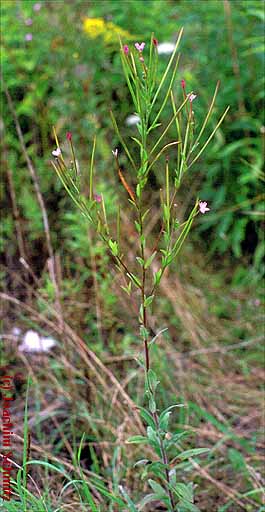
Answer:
[52,31,228,511]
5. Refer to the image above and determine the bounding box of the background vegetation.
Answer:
[1,0,264,510]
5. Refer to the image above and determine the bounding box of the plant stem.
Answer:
[138,195,175,509]
[153,411,175,510]
[139,204,150,372]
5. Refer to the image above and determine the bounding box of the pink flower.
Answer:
[66,131,72,141]
[153,38,158,47]
[25,18,33,26]
[181,79,186,89]
[188,93,197,102]
[52,148,61,157]
[123,45,129,55]
[33,2,42,11]
[199,201,210,214]
[135,42,145,52]
[25,33,33,41]
[94,194,102,203]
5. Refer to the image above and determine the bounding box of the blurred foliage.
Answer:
[1,0,264,277]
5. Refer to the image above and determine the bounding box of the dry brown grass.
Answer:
[1,242,264,511]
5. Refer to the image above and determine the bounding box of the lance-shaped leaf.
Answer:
[148,53,180,134]
[190,80,220,153]
[150,27,184,112]
[149,94,189,157]
[187,106,230,169]
[169,201,198,262]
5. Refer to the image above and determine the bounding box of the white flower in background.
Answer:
[19,330,57,353]
[157,42,175,55]
[11,327,22,337]
[125,114,140,126]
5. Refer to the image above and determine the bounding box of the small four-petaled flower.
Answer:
[135,42,145,52]
[189,93,197,103]
[52,148,61,157]
[199,201,210,214]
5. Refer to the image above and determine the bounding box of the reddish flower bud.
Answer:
[66,131,72,141]
[123,45,129,55]
[153,38,158,47]
[94,193,102,203]
[181,79,186,89]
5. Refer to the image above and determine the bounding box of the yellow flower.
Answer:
[83,17,135,44]
[83,17,105,39]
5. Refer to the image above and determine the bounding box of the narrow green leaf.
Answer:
[108,239,118,256]
[147,369,160,392]
[144,295,154,307]
[150,27,183,111]
[148,53,180,133]
[148,479,167,498]
[187,106,230,169]
[119,486,138,511]
[153,268,162,286]
[127,435,148,444]
[170,201,198,261]
[139,406,157,429]
[149,395,157,413]
[144,252,157,269]
[136,256,145,267]
[137,493,157,510]
[176,448,209,460]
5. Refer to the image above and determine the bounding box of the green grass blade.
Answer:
[119,485,138,511]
